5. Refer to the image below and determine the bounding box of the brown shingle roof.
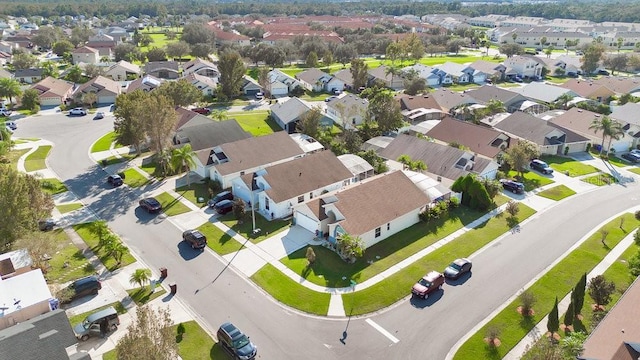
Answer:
[397,93,442,111]
[75,75,120,96]
[30,76,73,98]
[261,151,352,203]
[295,68,329,85]
[214,132,305,176]
[548,107,603,142]
[559,78,613,98]
[73,45,98,54]
[330,171,429,235]
[426,116,507,158]
[595,76,640,94]
[430,88,477,112]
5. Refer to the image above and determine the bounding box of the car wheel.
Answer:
[80,335,89,341]
[423,294,428,299]
[111,324,118,331]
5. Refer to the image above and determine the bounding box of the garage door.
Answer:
[295,211,318,233]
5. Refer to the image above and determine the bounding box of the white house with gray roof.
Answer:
[510,82,578,105]
[325,94,369,129]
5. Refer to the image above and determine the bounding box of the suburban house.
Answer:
[510,82,578,108]
[609,102,640,151]
[233,150,353,220]
[0,68,12,79]
[425,116,512,161]
[337,154,375,183]
[295,68,341,93]
[502,55,544,79]
[548,107,634,152]
[397,93,447,123]
[325,94,369,129]
[430,88,478,114]
[71,45,99,65]
[292,170,430,248]
[241,75,262,96]
[559,79,615,102]
[86,33,116,57]
[595,76,640,96]
[206,22,251,46]
[378,134,500,183]
[368,65,404,90]
[73,75,121,104]
[174,109,251,157]
[270,97,331,133]
[15,68,44,84]
[268,69,302,95]
[432,62,472,85]
[104,60,141,81]
[289,133,325,154]
[182,73,217,96]
[402,64,440,87]
[0,40,18,54]
[199,131,306,188]
[465,85,544,114]
[102,26,129,43]
[126,75,162,93]
[540,56,581,77]
[30,76,74,106]
[491,111,590,154]
[468,60,506,83]
[332,69,354,89]
[182,58,219,80]
[144,61,180,79]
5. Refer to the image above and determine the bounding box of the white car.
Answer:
[0,108,11,117]
[69,108,87,116]
[5,121,17,130]
[630,149,640,157]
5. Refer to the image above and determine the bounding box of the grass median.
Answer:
[40,177,68,195]
[536,184,576,201]
[348,204,536,316]
[581,173,617,186]
[251,263,331,315]
[453,212,640,360]
[155,192,191,216]
[73,222,136,271]
[91,131,116,153]
[56,203,83,214]
[122,168,150,188]
[24,145,52,172]
[543,155,599,177]
[198,222,246,255]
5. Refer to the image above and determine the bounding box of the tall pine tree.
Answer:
[574,273,587,316]
[563,301,575,328]
[547,297,559,335]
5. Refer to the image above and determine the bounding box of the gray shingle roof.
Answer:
[270,97,312,125]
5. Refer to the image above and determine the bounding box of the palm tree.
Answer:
[156,148,173,177]
[555,93,575,109]
[589,115,624,155]
[129,268,152,290]
[0,78,22,106]
[171,144,197,187]
[210,109,228,121]
[485,99,506,115]
[106,240,128,266]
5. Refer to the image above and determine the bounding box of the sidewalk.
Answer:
[15,138,59,178]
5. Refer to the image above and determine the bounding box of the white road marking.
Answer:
[365,319,399,344]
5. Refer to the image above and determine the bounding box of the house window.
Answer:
[387,223,390,231]
[265,197,270,210]
[309,192,313,199]
[240,171,245,176]
[298,195,304,203]
[375,227,381,238]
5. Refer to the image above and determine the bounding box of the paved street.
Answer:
[12,112,640,359]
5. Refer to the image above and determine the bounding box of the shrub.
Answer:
[518,290,536,316]
[585,143,591,152]
[447,197,460,209]
[506,200,520,217]
[564,146,569,155]
[31,105,40,114]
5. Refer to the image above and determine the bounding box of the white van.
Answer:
[5,121,16,130]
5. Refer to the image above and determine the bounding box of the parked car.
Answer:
[411,271,445,299]
[500,179,525,194]
[0,109,12,117]
[214,199,234,215]
[255,92,264,100]
[513,76,523,83]
[622,152,640,163]
[38,219,56,231]
[182,229,207,250]
[69,107,87,116]
[530,159,554,174]
[207,191,234,208]
[139,197,162,213]
[325,96,337,102]
[217,322,257,360]
[73,306,119,341]
[94,112,105,119]
[107,174,123,187]
[192,107,211,115]
[630,149,640,157]
[444,258,473,280]
[63,276,102,303]
[5,121,17,130]
[597,69,610,76]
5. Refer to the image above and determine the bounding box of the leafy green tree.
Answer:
[146,47,167,62]
[499,43,523,58]
[573,273,587,316]
[335,44,358,67]
[77,92,98,108]
[402,69,427,96]
[105,237,128,266]
[156,79,202,107]
[341,129,362,154]
[337,233,365,259]
[52,40,74,57]
[547,296,560,335]
[190,43,214,59]
[232,198,246,222]
[581,43,606,75]
[165,41,191,61]
[306,51,318,68]
[350,58,369,90]
[13,231,59,273]
[397,154,427,171]
[115,306,178,360]
[114,90,149,155]
[142,94,178,156]
[181,23,215,45]
[628,249,640,276]
[505,140,540,178]
[64,65,84,83]
[357,150,388,174]
[296,106,322,138]
[171,144,196,186]
[41,61,59,78]
[604,53,628,75]
[257,66,270,98]
[21,89,40,111]
[385,41,403,64]
[218,50,246,99]
[129,268,152,290]
[115,43,142,63]
[366,91,404,133]
[211,110,228,121]
[70,25,93,47]
[12,52,38,70]
[554,93,575,110]
[0,78,23,105]
[589,115,623,155]
[588,275,616,309]
[402,33,425,62]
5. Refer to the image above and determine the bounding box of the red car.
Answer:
[192,107,211,115]
[411,271,445,299]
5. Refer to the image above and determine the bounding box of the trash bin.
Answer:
[169,283,177,295]
[160,267,167,278]
[101,159,107,167]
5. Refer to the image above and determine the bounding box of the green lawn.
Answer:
[348,205,535,316]
[581,173,617,186]
[138,33,180,53]
[73,222,136,271]
[507,170,555,191]
[91,131,116,153]
[101,153,137,166]
[228,110,281,136]
[56,203,83,214]
[126,285,167,306]
[176,183,211,208]
[40,178,68,195]
[453,213,640,360]
[607,155,631,168]
[67,301,127,327]
[545,76,571,84]
[220,213,290,243]
[24,145,52,172]
[628,167,640,175]
[298,91,333,101]
[442,83,481,92]
[155,191,191,216]
[139,158,160,176]
[44,229,95,284]
[542,155,599,177]
[198,222,246,255]
[252,263,331,315]
[122,168,150,188]
[536,185,576,201]
[6,148,29,169]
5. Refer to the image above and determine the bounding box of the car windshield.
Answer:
[233,335,250,349]
[449,263,462,271]
[418,278,432,287]
[148,199,160,206]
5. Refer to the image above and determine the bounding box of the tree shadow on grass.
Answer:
[572,317,587,333]
[483,343,502,360]
[518,313,537,330]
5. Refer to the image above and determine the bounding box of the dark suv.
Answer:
[182,229,207,250]
[107,174,123,187]
[139,197,162,213]
[63,276,102,303]
[411,271,445,299]
[214,199,234,215]
[217,322,257,360]
[530,159,554,175]
[208,191,234,208]
[500,179,525,194]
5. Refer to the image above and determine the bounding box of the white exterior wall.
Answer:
[258,180,346,219]
[231,178,253,204]
[325,78,345,93]
[40,96,63,106]
[269,82,289,96]
[359,209,422,249]
[72,52,98,65]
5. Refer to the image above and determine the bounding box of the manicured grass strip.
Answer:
[536,185,576,201]
[126,285,166,306]
[349,205,536,316]
[176,183,210,208]
[155,191,191,216]
[252,263,331,315]
[7,148,29,169]
[102,350,116,360]
[198,222,246,255]
[56,203,83,214]
[282,204,503,288]
[628,167,640,175]
[453,213,640,360]
[91,131,116,153]
[581,173,617,186]
[227,110,281,136]
[24,145,51,172]
[122,167,150,188]
[507,170,554,191]
[543,155,599,177]
[44,229,95,284]
[607,156,631,168]
[220,213,290,244]
[73,222,136,271]
[67,301,127,327]
[40,177,68,195]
